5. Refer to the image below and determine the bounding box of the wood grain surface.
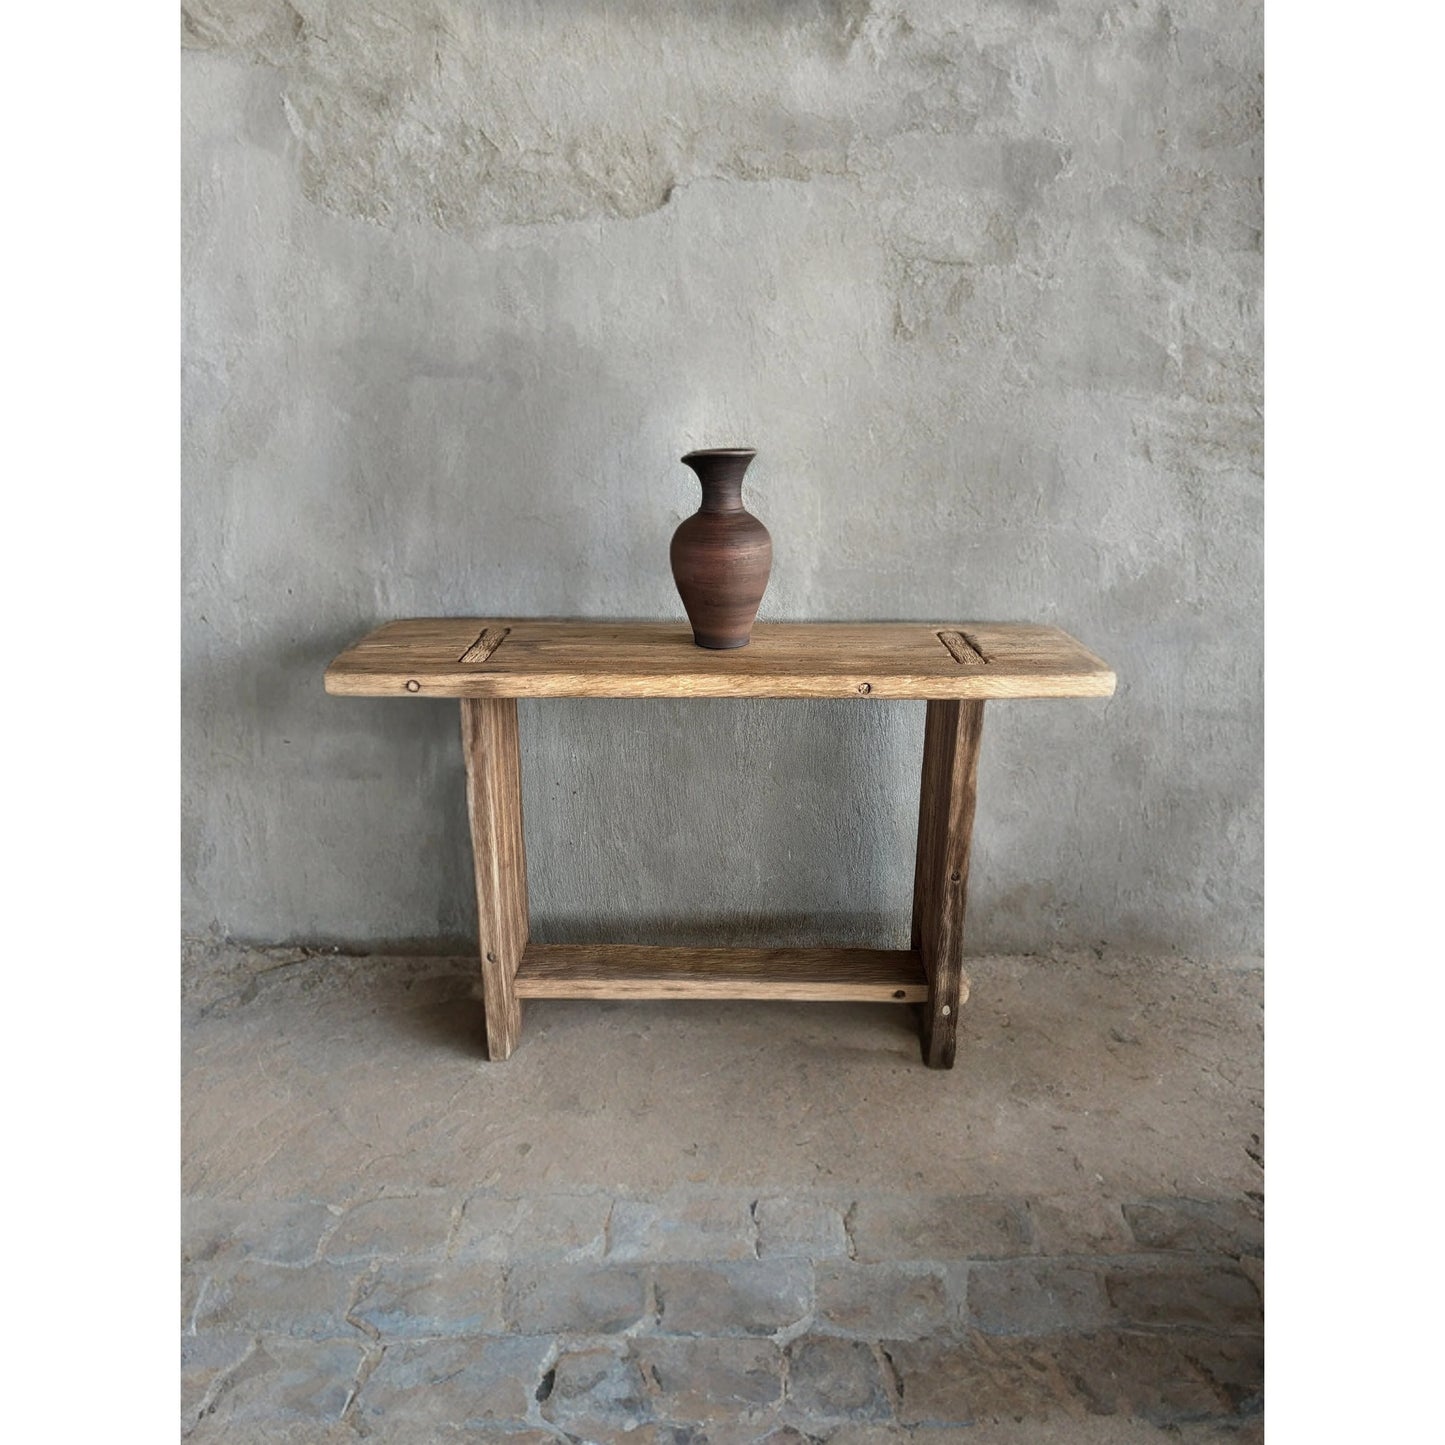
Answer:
[514,943,928,1001]
[460,697,529,1059]
[911,698,984,1069]
[325,618,1115,700]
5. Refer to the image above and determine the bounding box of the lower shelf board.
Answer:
[513,943,930,1002]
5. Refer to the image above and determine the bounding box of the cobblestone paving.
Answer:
[182,949,1263,1440]
[184,1186,1261,1440]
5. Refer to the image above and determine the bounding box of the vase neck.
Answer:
[699,476,746,513]
[683,450,756,514]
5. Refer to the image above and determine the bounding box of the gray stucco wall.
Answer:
[181,0,1262,957]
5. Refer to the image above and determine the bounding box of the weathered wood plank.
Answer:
[325,619,1115,700]
[460,698,529,1059]
[514,943,928,1001]
[911,699,985,1069]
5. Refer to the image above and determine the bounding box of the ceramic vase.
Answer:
[670,448,773,649]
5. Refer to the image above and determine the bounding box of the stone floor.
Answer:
[181,947,1263,1442]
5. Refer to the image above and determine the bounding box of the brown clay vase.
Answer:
[670,448,773,649]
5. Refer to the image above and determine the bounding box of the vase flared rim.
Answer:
[682,447,757,462]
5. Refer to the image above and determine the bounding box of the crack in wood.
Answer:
[937,629,989,665]
[458,626,511,665]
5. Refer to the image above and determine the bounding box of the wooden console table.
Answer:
[325,619,1114,1068]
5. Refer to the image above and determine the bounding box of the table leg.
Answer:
[911,699,984,1069]
[460,698,529,1060]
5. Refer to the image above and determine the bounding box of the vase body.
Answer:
[670,448,773,650]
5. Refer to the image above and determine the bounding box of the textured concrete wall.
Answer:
[181,0,1262,956]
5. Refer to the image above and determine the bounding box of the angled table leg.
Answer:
[911,699,985,1069]
[460,698,529,1060]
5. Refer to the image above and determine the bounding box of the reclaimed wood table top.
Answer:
[325,618,1115,700]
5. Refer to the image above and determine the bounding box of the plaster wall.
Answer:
[181,0,1262,955]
